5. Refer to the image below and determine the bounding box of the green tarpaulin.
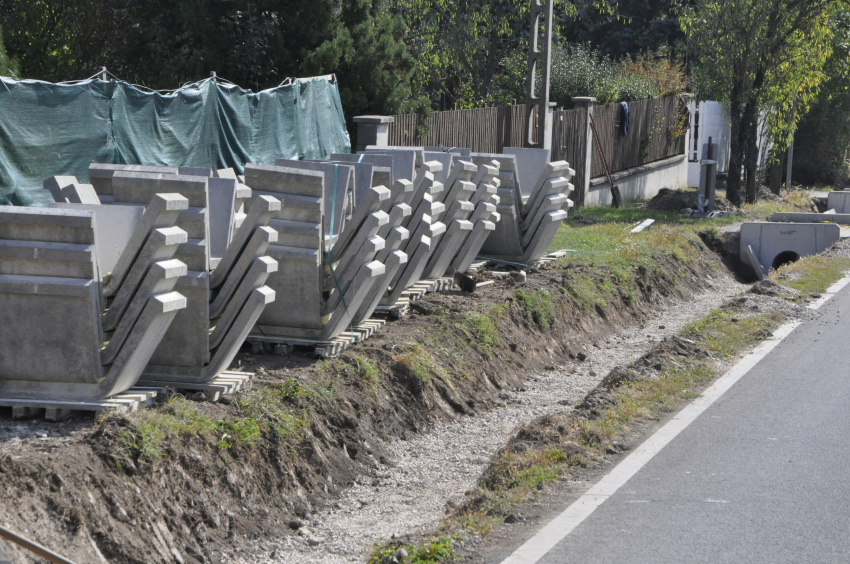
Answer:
[0,76,351,206]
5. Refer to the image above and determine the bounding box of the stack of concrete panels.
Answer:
[361,147,503,277]
[0,205,188,402]
[475,151,575,264]
[46,167,278,387]
[106,170,278,385]
[243,163,390,347]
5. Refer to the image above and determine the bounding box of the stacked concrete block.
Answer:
[0,206,187,401]
[475,151,575,263]
[244,163,387,341]
[83,166,279,384]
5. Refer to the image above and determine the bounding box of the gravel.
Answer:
[229,271,751,564]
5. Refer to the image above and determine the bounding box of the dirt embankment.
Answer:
[0,232,723,564]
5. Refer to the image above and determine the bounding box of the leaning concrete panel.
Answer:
[208,177,238,264]
[48,203,145,277]
[740,222,841,273]
[503,147,551,201]
[103,193,188,296]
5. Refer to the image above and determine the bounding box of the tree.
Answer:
[304,0,431,130]
[0,25,19,77]
[392,0,576,108]
[683,0,838,204]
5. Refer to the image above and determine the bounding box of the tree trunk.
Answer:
[745,110,760,203]
[726,91,744,205]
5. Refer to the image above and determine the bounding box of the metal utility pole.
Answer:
[525,0,554,149]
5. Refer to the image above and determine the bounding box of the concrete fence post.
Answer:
[353,116,395,152]
[571,97,596,206]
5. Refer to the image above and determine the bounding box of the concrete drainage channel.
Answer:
[226,276,743,564]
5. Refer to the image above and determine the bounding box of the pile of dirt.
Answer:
[645,188,737,212]
[0,239,723,564]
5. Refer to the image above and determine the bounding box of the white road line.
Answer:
[498,319,803,564]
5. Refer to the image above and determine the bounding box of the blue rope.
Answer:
[327,164,355,343]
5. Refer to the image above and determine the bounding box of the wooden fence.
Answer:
[587,96,685,178]
[387,105,527,153]
[385,95,686,206]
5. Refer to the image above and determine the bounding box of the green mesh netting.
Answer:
[0,76,351,206]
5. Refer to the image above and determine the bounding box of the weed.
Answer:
[460,310,502,358]
[398,344,447,383]
[369,534,459,563]
[514,289,557,329]
[354,355,381,386]
[682,310,783,357]
[769,256,850,295]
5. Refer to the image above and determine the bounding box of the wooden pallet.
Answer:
[374,298,410,319]
[0,387,162,421]
[465,260,488,274]
[247,318,387,358]
[477,250,572,270]
[137,371,254,402]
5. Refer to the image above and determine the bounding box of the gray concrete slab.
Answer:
[208,256,278,350]
[503,147,551,200]
[274,159,353,246]
[423,218,473,279]
[43,176,78,202]
[89,163,179,196]
[353,249,407,324]
[100,258,187,364]
[209,226,277,319]
[424,152,454,185]
[207,177,238,263]
[771,211,850,224]
[361,149,416,183]
[740,222,841,273]
[48,203,145,276]
[451,219,496,274]
[211,194,280,289]
[102,193,188,297]
[101,227,188,331]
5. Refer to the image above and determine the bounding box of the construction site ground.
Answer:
[0,187,842,564]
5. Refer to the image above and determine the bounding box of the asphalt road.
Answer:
[514,284,850,564]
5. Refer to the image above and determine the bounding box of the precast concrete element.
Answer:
[88,163,179,200]
[827,191,850,213]
[361,148,417,184]
[330,153,395,184]
[425,146,472,158]
[245,163,390,341]
[424,151,454,185]
[740,222,841,276]
[102,193,189,296]
[771,211,850,225]
[111,172,211,271]
[503,147,551,202]
[0,207,187,401]
[47,202,145,277]
[274,159,355,247]
[208,176,238,266]
[478,155,575,264]
[421,218,473,279]
[381,235,434,306]
[102,169,278,384]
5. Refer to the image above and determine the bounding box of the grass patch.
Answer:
[368,534,459,564]
[354,355,381,387]
[118,383,313,463]
[514,289,557,329]
[459,307,503,359]
[682,310,784,358]
[769,256,850,295]
[398,344,448,383]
